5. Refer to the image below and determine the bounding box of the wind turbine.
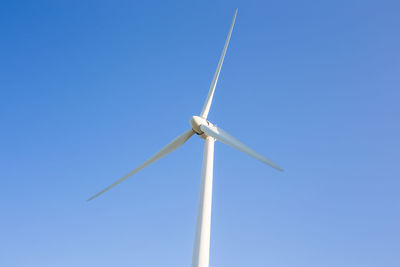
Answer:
[88,9,283,267]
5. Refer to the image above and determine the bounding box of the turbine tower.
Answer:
[88,9,283,267]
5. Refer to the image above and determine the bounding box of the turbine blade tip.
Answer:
[273,165,284,172]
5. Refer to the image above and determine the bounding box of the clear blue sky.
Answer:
[1,1,399,266]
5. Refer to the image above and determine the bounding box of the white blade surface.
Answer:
[88,129,195,201]
[200,124,283,171]
[200,9,237,119]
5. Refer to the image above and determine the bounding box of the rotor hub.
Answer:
[190,116,212,135]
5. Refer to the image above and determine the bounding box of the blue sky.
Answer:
[1,1,399,266]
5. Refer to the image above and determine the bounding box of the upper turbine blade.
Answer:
[200,124,283,171]
[88,129,195,201]
[200,9,237,119]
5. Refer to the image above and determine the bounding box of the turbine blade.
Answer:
[88,129,195,201]
[200,124,283,171]
[200,9,237,119]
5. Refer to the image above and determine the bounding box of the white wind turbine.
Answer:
[88,9,283,267]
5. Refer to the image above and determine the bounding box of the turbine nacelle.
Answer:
[190,115,213,136]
